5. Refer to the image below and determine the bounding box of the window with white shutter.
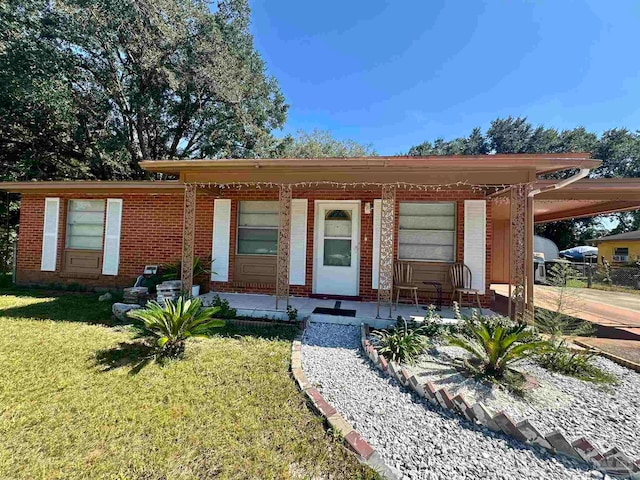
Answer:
[41,197,60,271]
[463,200,486,293]
[102,199,123,276]
[289,199,308,285]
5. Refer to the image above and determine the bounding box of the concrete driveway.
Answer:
[492,284,640,337]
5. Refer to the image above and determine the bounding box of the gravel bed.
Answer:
[406,343,640,460]
[302,323,603,480]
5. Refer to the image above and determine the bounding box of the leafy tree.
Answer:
[408,117,640,247]
[0,0,288,183]
[274,129,376,158]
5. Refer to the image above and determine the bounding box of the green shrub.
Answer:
[535,340,617,384]
[286,305,298,322]
[372,318,428,364]
[448,311,547,380]
[128,296,222,358]
[210,295,237,319]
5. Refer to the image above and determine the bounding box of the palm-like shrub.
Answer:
[449,313,547,379]
[372,318,428,364]
[128,296,222,358]
[536,340,617,384]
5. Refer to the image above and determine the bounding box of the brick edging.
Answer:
[360,323,640,479]
[573,339,640,373]
[290,334,398,480]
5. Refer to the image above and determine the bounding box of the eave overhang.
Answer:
[139,153,599,186]
[0,180,183,194]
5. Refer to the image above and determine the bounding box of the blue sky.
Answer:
[248,0,640,155]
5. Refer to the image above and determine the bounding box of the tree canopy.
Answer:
[407,116,640,249]
[0,0,287,182]
[273,129,376,158]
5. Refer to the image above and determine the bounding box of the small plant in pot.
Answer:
[161,256,215,297]
[128,296,222,358]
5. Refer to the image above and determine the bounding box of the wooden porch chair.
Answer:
[449,263,482,312]
[393,262,420,312]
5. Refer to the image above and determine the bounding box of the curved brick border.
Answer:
[573,339,640,374]
[360,323,640,479]
[290,333,398,480]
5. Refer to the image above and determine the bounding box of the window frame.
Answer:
[65,199,106,251]
[397,200,457,263]
[236,200,279,257]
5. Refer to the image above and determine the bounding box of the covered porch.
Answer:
[140,153,601,322]
[198,291,493,328]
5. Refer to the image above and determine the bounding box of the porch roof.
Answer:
[139,153,599,186]
[490,178,640,223]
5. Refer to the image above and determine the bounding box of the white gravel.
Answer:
[407,343,640,461]
[302,323,605,480]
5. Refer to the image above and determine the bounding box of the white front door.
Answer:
[313,201,360,296]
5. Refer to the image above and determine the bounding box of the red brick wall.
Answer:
[212,188,492,307]
[16,191,214,289]
[16,188,492,308]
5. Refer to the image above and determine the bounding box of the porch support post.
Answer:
[376,184,396,319]
[510,184,530,323]
[275,184,292,310]
[181,183,197,295]
[525,195,535,319]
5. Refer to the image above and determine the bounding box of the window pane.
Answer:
[324,210,352,238]
[398,202,455,262]
[324,239,351,266]
[399,230,455,246]
[67,224,104,237]
[67,235,104,250]
[239,201,279,227]
[399,245,454,262]
[237,227,278,255]
[67,200,105,250]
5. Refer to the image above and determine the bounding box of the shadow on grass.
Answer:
[208,321,299,342]
[0,287,123,326]
[94,341,157,375]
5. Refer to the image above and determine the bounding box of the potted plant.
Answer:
[160,256,215,297]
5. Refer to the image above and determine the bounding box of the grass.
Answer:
[0,288,378,480]
[565,277,640,295]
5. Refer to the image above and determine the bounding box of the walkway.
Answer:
[301,323,599,480]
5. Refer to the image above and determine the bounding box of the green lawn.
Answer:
[0,289,377,480]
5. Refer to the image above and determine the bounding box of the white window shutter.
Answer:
[464,200,486,294]
[372,199,382,289]
[211,199,231,282]
[289,199,308,285]
[41,197,60,271]
[102,199,123,276]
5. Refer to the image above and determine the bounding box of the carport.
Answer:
[491,178,640,317]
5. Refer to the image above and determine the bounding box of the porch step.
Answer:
[309,313,396,329]
[309,293,362,301]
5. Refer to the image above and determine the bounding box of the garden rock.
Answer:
[98,292,113,302]
[112,303,142,321]
[302,322,603,480]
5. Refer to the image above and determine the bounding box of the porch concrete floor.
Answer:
[198,292,492,328]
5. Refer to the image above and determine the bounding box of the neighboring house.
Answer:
[2,154,639,317]
[589,230,640,264]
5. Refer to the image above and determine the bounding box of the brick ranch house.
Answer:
[6,153,637,319]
